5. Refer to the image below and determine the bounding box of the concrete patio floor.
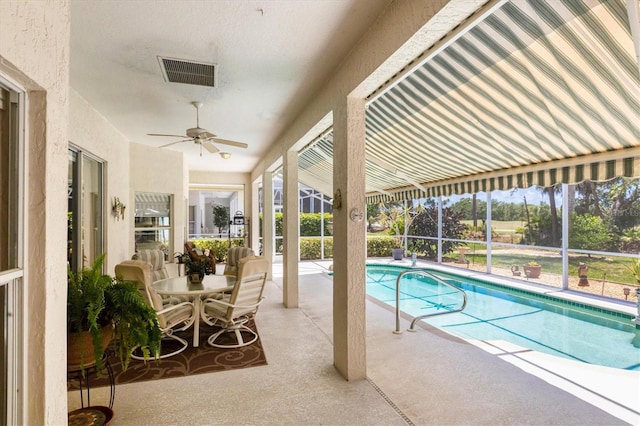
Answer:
[68,259,639,425]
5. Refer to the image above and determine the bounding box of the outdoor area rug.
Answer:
[67,320,267,389]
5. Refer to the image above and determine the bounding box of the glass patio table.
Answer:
[152,274,235,347]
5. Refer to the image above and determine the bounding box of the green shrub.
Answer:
[300,237,333,259]
[568,213,612,252]
[367,236,397,257]
[189,238,245,262]
[264,212,333,237]
[296,236,397,260]
[299,213,333,236]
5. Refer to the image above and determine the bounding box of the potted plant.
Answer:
[67,254,162,373]
[379,203,423,260]
[523,261,542,278]
[183,254,211,283]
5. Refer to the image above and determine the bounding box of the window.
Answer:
[0,78,24,425]
[188,185,244,239]
[135,192,172,258]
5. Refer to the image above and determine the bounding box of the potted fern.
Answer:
[67,254,162,373]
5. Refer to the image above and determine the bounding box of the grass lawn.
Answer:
[445,251,638,284]
[461,220,524,234]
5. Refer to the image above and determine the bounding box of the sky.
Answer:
[444,187,563,206]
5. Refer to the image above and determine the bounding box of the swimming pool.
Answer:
[366,265,640,371]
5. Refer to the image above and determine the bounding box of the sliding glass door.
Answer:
[68,146,104,272]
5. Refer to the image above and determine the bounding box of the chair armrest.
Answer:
[157,300,194,316]
[202,297,265,310]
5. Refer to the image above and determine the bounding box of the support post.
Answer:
[262,171,274,280]
[332,96,367,381]
[283,151,299,308]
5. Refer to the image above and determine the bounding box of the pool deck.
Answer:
[70,258,639,425]
[283,257,640,425]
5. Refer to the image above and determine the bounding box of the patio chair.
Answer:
[201,256,269,348]
[223,246,255,276]
[133,249,169,281]
[184,241,216,275]
[115,260,196,359]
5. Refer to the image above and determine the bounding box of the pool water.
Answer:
[366,265,640,371]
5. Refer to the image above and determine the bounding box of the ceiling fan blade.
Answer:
[201,141,219,154]
[158,139,192,148]
[148,133,190,138]
[212,138,249,149]
[200,131,217,139]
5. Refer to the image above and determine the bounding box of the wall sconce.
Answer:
[112,196,126,221]
[220,152,231,159]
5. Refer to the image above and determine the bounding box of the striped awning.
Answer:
[298,0,640,204]
[134,192,171,216]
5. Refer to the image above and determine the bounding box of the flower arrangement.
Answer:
[179,252,212,282]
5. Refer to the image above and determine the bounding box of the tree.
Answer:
[568,213,612,255]
[212,204,229,234]
[367,203,382,231]
[408,199,467,258]
[546,186,560,247]
[378,201,424,248]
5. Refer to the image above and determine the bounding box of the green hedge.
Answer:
[300,237,333,259]
[187,235,397,262]
[188,238,246,263]
[367,236,398,257]
[298,236,397,260]
[260,212,333,237]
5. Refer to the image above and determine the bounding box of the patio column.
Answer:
[332,96,366,381]
[486,192,492,273]
[283,150,299,307]
[262,171,275,280]
[561,183,569,289]
[251,178,261,264]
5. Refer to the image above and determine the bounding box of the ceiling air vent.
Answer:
[158,56,217,88]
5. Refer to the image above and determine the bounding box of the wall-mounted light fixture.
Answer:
[220,152,231,159]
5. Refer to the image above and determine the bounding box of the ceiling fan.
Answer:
[148,102,248,157]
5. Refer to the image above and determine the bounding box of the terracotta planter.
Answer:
[523,265,541,278]
[68,324,114,369]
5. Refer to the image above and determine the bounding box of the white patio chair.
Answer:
[115,260,196,359]
[201,256,269,348]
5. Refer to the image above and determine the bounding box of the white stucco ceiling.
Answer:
[70,0,392,173]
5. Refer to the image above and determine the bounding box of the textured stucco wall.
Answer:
[69,90,131,273]
[0,1,71,424]
[130,142,187,259]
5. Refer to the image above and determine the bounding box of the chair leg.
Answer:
[131,333,189,360]
[207,324,258,348]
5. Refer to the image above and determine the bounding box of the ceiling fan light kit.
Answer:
[148,102,248,157]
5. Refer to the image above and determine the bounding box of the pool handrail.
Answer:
[393,269,467,334]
